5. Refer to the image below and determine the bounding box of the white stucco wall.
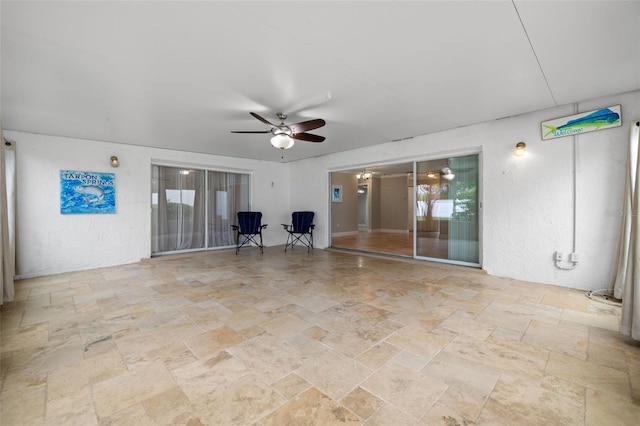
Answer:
[6,132,289,278]
[289,90,640,291]
[6,90,639,289]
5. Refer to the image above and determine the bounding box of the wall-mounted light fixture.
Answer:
[110,156,120,168]
[514,142,526,157]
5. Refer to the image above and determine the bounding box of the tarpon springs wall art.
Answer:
[60,170,116,214]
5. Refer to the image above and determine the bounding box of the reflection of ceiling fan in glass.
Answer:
[356,169,372,180]
[231,112,326,150]
[441,167,455,180]
[426,167,455,180]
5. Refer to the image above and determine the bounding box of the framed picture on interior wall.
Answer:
[60,170,116,214]
[332,184,343,203]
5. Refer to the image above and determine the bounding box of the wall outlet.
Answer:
[555,251,563,262]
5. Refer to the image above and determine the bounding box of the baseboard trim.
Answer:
[331,231,359,237]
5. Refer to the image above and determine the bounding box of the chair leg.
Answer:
[290,234,299,251]
[284,233,289,252]
[284,232,314,253]
[236,235,245,255]
[235,232,267,254]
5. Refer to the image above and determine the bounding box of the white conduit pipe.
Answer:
[555,103,580,270]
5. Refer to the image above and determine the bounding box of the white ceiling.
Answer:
[2,1,639,165]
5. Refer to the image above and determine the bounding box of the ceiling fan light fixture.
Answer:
[232,111,325,149]
[271,133,294,149]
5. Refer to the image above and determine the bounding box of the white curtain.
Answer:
[151,165,206,253]
[208,172,249,247]
[1,123,16,305]
[151,167,249,254]
[612,120,640,340]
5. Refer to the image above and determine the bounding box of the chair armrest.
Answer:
[310,224,315,229]
[282,224,289,230]
[231,225,239,230]
[261,224,268,229]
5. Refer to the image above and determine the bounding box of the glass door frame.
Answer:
[412,152,482,267]
[150,161,253,257]
[327,150,482,267]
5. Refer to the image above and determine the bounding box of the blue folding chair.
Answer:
[282,211,314,252]
[231,211,267,254]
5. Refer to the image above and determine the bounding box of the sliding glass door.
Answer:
[415,154,479,264]
[151,166,205,253]
[208,171,249,248]
[151,165,249,255]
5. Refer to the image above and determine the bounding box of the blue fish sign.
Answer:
[542,105,621,140]
[60,170,116,214]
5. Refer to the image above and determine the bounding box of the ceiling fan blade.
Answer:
[230,130,270,134]
[250,112,276,129]
[289,118,326,133]
[292,132,325,143]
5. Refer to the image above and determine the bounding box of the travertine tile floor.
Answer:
[1,248,639,425]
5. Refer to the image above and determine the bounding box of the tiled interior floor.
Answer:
[332,231,450,259]
[1,247,640,425]
[332,232,414,257]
